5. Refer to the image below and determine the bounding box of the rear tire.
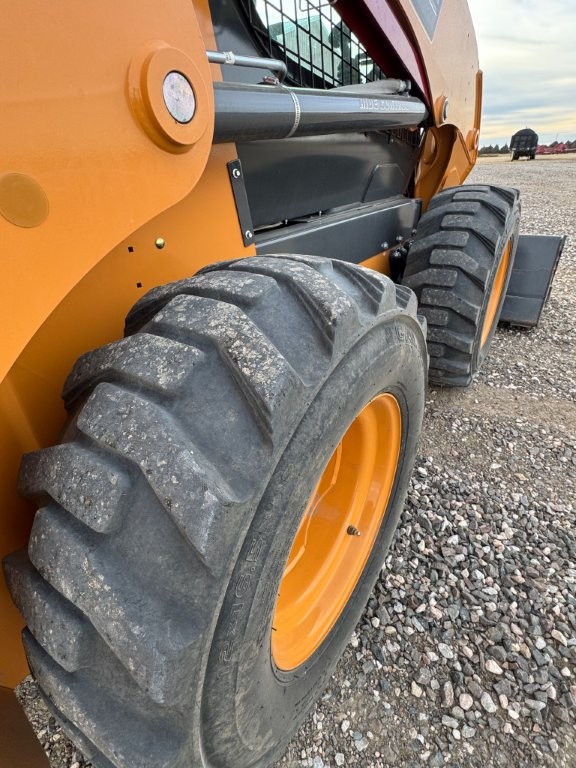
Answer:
[5,255,427,768]
[403,184,520,387]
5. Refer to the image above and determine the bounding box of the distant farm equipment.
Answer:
[536,142,576,155]
[510,128,538,160]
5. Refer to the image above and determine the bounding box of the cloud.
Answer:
[468,0,576,145]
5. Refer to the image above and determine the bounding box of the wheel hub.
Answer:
[271,393,402,671]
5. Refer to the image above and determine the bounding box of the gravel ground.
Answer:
[17,156,575,768]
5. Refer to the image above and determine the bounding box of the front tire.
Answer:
[5,254,427,768]
[403,184,520,387]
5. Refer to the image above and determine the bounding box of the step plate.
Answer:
[499,234,566,328]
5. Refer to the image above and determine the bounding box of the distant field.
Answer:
[478,153,576,164]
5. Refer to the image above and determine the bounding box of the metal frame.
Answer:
[256,197,420,264]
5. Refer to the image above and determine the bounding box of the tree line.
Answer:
[479,139,576,156]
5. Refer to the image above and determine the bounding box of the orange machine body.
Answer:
[0,0,254,687]
[0,0,480,686]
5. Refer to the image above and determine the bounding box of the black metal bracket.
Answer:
[227,159,255,248]
[256,198,420,266]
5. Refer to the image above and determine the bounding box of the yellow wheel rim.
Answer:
[271,393,402,671]
[481,240,512,348]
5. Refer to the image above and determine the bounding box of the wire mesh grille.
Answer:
[390,128,423,149]
[240,0,384,88]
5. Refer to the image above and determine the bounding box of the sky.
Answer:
[467,0,576,147]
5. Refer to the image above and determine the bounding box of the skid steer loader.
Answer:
[0,1,564,766]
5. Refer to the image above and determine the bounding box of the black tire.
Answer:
[403,184,520,387]
[4,254,427,768]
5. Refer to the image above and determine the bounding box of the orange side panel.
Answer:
[0,140,254,686]
[0,1,215,383]
[0,0,255,685]
[360,251,391,275]
[0,382,39,687]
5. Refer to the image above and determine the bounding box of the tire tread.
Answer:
[403,184,520,386]
[6,254,424,768]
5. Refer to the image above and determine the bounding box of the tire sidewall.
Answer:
[200,315,426,767]
[472,200,521,372]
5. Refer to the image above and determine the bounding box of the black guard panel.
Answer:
[500,234,566,328]
[239,132,420,228]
